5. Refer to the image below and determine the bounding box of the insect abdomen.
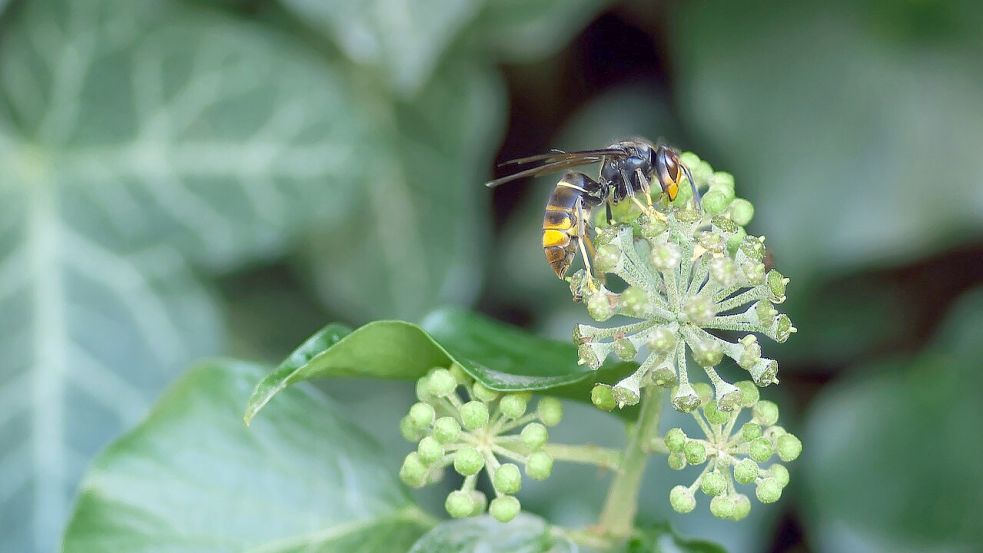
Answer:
[542,174,585,278]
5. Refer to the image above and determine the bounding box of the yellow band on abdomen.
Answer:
[542,229,569,248]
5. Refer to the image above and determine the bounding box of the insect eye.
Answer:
[664,153,681,183]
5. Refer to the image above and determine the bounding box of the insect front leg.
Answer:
[576,197,599,292]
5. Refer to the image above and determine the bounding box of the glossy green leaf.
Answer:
[624,523,727,553]
[62,361,431,553]
[673,0,983,283]
[802,288,983,552]
[474,0,610,62]
[244,308,635,425]
[409,514,574,553]
[306,59,505,322]
[0,0,374,550]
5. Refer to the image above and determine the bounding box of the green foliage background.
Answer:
[0,0,980,551]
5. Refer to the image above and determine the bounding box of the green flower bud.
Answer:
[591,384,617,412]
[710,495,736,520]
[649,361,677,387]
[471,382,499,402]
[470,491,488,515]
[427,368,457,398]
[777,433,802,462]
[620,286,648,317]
[399,453,428,488]
[734,458,759,484]
[714,381,743,412]
[445,490,475,518]
[415,377,432,402]
[665,428,687,452]
[668,451,687,470]
[499,394,528,419]
[756,478,783,503]
[702,190,729,215]
[727,227,747,255]
[700,471,728,496]
[520,422,549,450]
[732,494,751,520]
[753,400,780,426]
[593,243,623,274]
[587,292,614,321]
[771,314,795,343]
[764,425,787,440]
[684,441,708,465]
[408,402,435,430]
[647,326,677,354]
[613,337,637,361]
[697,231,725,254]
[669,485,696,513]
[453,447,484,476]
[692,382,713,405]
[749,358,779,386]
[650,242,682,271]
[691,339,723,368]
[749,437,774,463]
[709,257,739,287]
[417,436,444,465]
[754,300,778,326]
[730,199,754,226]
[769,464,790,487]
[640,214,669,238]
[738,335,762,369]
[525,451,554,480]
[460,401,490,430]
[493,463,523,495]
[400,416,423,442]
[743,261,766,285]
[536,397,563,426]
[741,422,763,442]
[673,383,701,412]
[684,297,716,325]
[766,270,788,303]
[490,495,520,523]
[449,363,471,384]
[712,172,736,196]
[433,416,461,444]
[703,401,731,425]
[735,380,760,407]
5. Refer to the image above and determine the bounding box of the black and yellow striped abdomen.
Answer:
[542,173,590,278]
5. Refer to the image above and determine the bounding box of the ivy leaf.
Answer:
[474,0,610,62]
[0,0,370,550]
[243,308,634,425]
[408,514,574,553]
[62,361,432,553]
[801,288,983,552]
[622,523,727,553]
[306,60,505,322]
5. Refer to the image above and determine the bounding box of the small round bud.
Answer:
[453,447,484,476]
[776,434,802,462]
[684,441,708,465]
[449,363,471,384]
[399,416,423,442]
[734,458,759,484]
[749,437,774,463]
[427,369,457,398]
[767,270,788,303]
[740,422,763,442]
[613,338,637,361]
[667,451,687,470]
[650,242,682,271]
[433,416,461,444]
[702,190,729,215]
[591,384,617,412]
[683,297,716,325]
[647,327,676,354]
[769,464,790,487]
[536,397,563,426]
[703,401,731,425]
[525,451,554,480]
[417,437,444,465]
[715,382,743,412]
[493,463,522,495]
[753,400,780,426]
[730,199,754,226]
[764,425,787,440]
[490,495,520,523]
[669,485,696,513]
[408,402,435,430]
[471,382,499,402]
[587,292,614,321]
[692,382,713,405]
[399,453,428,488]
[743,261,766,285]
[690,339,723,368]
[460,401,490,430]
[732,494,751,520]
[593,244,622,274]
[415,378,432,402]
[756,478,783,503]
[664,428,687,452]
[737,335,762,369]
[498,394,528,419]
[445,490,475,518]
[520,423,549,450]
[772,314,795,343]
[620,286,648,317]
[649,362,677,387]
[700,471,727,496]
[734,380,759,407]
[710,495,736,520]
[470,491,488,515]
[640,214,669,238]
[726,227,747,255]
[709,257,739,287]
[672,384,701,412]
[754,300,778,326]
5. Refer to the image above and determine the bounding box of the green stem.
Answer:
[544,443,621,470]
[596,386,664,537]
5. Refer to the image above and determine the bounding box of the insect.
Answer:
[485,139,701,281]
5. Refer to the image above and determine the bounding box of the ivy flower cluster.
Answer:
[661,381,802,520]
[571,153,795,412]
[399,366,563,523]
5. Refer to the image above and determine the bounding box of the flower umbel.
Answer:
[661,380,801,520]
[399,366,562,522]
[572,152,796,411]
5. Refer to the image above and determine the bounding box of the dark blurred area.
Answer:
[2,0,981,552]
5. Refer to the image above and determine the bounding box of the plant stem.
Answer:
[596,386,664,538]
[544,443,621,470]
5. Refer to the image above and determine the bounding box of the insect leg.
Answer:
[622,168,651,214]
[576,197,597,290]
[682,164,702,212]
[635,168,655,209]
